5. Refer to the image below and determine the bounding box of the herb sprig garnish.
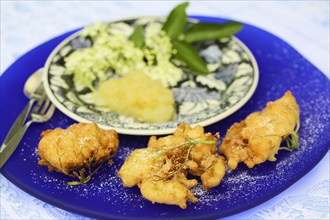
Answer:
[280,118,300,151]
[151,138,216,180]
[66,157,114,186]
[66,162,104,186]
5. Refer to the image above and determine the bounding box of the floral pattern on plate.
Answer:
[44,17,258,135]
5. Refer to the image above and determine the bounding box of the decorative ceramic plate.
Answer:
[43,17,259,135]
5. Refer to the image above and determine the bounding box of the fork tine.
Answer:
[31,98,45,114]
[45,104,56,118]
[39,99,51,115]
[31,103,55,122]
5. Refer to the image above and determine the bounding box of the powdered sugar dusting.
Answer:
[30,143,149,208]
[23,80,330,218]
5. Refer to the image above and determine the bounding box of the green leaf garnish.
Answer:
[279,118,300,151]
[172,40,209,75]
[130,25,144,48]
[185,21,243,43]
[162,1,189,39]
[161,2,243,75]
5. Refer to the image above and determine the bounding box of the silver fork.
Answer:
[0,98,55,168]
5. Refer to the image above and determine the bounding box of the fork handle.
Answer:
[1,99,36,147]
[0,117,34,168]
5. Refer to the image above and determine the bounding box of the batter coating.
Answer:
[38,123,119,185]
[118,123,226,208]
[220,91,300,169]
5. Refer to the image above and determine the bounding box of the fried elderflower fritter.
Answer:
[118,123,226,209]
[38,123,119,185]
[220,91,300,170]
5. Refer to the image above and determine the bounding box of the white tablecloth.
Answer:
[1,1,329,219]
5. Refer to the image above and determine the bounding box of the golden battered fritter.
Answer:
[118,123,226,209]
[220,91,300,169]
[38,123,119,185]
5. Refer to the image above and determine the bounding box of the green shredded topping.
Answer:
[65,21,183,89]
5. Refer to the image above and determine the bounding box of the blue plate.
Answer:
[1,16,329,219]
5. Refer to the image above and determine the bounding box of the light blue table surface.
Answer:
[1,1,329,219]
